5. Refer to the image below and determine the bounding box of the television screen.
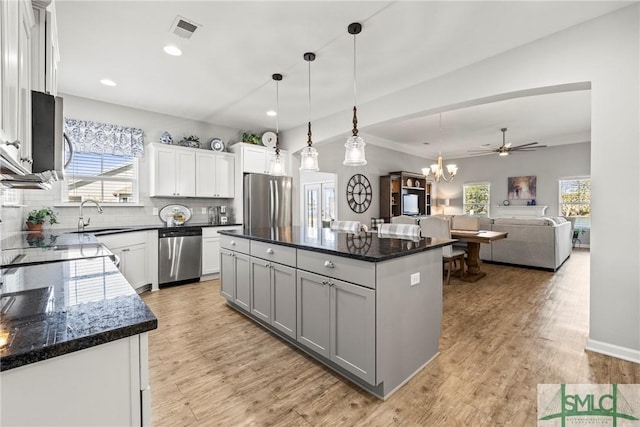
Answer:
[403,194,419,215]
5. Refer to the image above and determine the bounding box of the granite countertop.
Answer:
[219,226,454,262]
[0,223,243,268]
[0,257,158,371]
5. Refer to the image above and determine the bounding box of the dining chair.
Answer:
[370,217,385,231]
[420,217,465,285]
[330,220,362,234]
[390,215,418,225]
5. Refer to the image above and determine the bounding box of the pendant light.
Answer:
[300,52,319,171]
[269,73,286,176]
[343,22,367,166]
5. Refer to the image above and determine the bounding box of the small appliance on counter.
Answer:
[208,205,228,225]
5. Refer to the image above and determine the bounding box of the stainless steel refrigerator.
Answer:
[244,174,293,231]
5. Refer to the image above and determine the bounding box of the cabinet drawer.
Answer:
[250,240,296,267]
[202,226,241,239]
[220,235,250,254]
[297,249,375,289]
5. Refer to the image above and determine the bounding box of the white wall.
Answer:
[19,94,243,229]
[283,5,640,361]
[435,142,591,216]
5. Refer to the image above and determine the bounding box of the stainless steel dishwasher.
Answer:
[158,227,202,287]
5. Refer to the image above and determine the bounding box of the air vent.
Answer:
[170,16,201,39]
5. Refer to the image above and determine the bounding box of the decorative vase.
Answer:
[26,222,43,231]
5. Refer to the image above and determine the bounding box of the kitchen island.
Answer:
[0,237,158,426]
[218,226,453,399]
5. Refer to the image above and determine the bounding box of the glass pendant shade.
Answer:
[300,145,319,171]
[344,135,367,166]
[271,153,285,176]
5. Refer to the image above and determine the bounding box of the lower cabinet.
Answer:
[250,258,297,338]
[297,270,375,384]
[0,334,150,426]
[99,231,153,292]
[220,248,250,312]
[202,226,243,276]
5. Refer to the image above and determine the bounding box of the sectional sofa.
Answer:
[478,216,572,271]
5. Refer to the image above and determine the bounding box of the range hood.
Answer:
[0,91,65,189]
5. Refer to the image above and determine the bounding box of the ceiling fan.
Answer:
[470,128,547,156]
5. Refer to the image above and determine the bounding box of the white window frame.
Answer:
[463,182,491,217]
[61,154,140,206]
[559,177,591,228]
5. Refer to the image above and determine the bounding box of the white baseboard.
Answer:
[586,339,640,364]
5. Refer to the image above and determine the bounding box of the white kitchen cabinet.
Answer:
[148,143,195,197]
[201,226,241,275]
[1,334,150,427]
[231,142,289,176]
[31,1,59,95]
[1,0,35,170]
[195,151,235,198]
[99,231,154,292]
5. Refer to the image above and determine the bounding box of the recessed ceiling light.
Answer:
[266,110,277,117]
[100,79,116,87]
[164,45,182,56]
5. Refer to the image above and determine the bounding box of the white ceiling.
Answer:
[55,1,628,158]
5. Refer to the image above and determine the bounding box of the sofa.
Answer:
[478,216,572,271]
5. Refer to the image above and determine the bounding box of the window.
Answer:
[463,182,490,216]
[64,151,138,203]
[559,178,591,228]
[63,118,143,204]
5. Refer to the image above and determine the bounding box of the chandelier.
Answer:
[422,154,458,183]
[422,114,458,182]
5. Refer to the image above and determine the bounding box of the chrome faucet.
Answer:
[78,199,104,232]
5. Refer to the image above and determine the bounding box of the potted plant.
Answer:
[178,134,200,148]
[26,207,58,231]
[242,132,261,145]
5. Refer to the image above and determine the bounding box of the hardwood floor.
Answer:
[141,249,639,426]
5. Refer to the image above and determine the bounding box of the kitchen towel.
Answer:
[377,223,421,239]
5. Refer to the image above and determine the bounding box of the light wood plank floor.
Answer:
[141,249,639,426]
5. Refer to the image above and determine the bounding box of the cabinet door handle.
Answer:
[264,263,269,267]
[321,280,328,286]
[328,281,335,287]
[122,248,130,252]
[3,140,20,149]
[324,260,334,268]
[266,248,274,254]
[20,157,33,164]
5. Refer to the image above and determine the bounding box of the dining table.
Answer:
[450,229,508,282]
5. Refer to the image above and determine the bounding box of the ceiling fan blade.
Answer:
[509,141,540,149]
[511,144,548,151]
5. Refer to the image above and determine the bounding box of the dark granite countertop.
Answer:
[0,257,158,371]
[0,223,243,268]
[219,226,454,262]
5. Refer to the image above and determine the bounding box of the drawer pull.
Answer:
[328,281,335,287]
[266,248,274,254]
[264,263,270,267]
[324,260,335,268]
[230,240,236,246]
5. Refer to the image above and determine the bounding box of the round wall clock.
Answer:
[346,173,372,213]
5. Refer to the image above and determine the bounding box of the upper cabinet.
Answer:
[31,0,59,95]
[231,142,290,176]
[195,151,235,198]
[1,0,58,173]
[1,0,35,170]
[148,143,234,198]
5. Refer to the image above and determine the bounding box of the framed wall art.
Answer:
[508,176,537,200]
